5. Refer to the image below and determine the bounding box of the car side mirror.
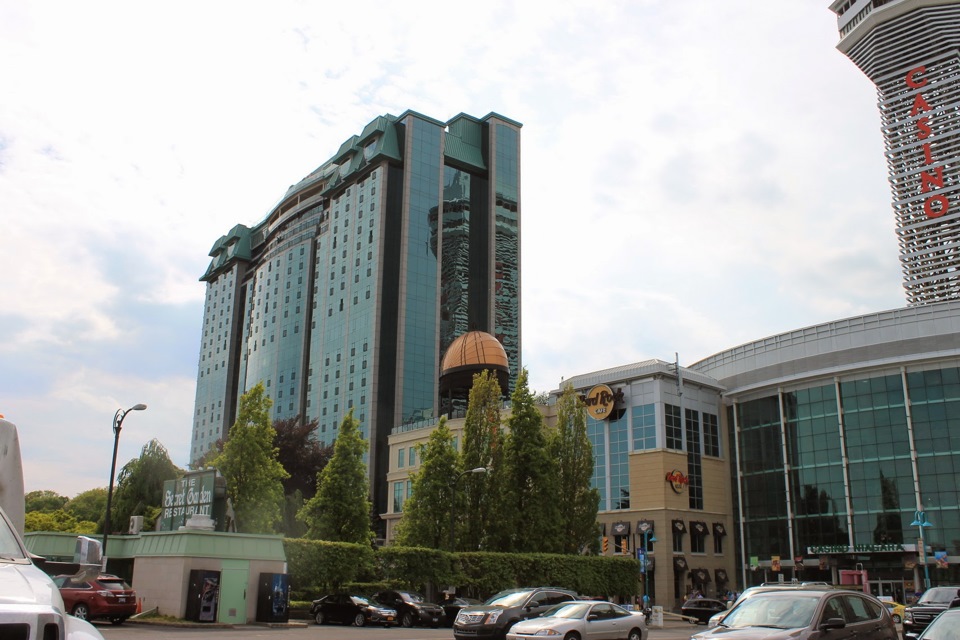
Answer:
[819,617,846,630]
[588,613,600,621]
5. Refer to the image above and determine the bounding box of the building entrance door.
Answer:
[869,579,904,605]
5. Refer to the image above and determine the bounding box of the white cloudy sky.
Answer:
[1,1,905,497]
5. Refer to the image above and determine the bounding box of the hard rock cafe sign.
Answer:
[581,384,624,420]
[666,469,689,494]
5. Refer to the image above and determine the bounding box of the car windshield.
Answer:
[918,588,959,605]
[0,511,27,561]
[720,594,819,629]
[541,603,590,619]
[920,609,960,639]
[401,592,426,603]
[485,590,532,607]
[351,596,371,605]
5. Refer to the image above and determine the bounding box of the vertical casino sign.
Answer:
[905,65,949,219]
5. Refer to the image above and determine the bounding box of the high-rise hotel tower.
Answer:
[191,111,521,517]
[832,0,960,303]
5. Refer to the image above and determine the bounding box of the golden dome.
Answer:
[441,331,508,373]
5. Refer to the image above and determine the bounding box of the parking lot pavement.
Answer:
[96,619,700,640]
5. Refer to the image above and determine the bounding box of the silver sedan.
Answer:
[506,601,648,640]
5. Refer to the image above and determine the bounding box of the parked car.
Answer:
[453,586,580,640]
[904,587,960,639]
[53,573,137,625]
[691,588,897,639]
[506,600,647,640]
[441,596,481,626]
[682,598,728,624]
[372,589,443,627]
[917,606,960,638]
[310,593,397,627]
[706,583,839,627]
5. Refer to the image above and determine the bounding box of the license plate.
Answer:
[432,617,438,622]
[386,616,394,621]
[118,598,126,603]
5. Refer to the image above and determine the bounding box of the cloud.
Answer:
[0,0,909,493]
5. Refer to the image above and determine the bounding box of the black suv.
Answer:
[453,587,579,640]
[903,586,960,639]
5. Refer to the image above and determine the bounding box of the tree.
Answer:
[497,368,561,553]
[460,370,505,551]
[274,416,334,538]
[111,439,182,534]
[64,488,107,524]
[212,383,289,534]
[298,409,372,543]
[24,490,67,513]
[394,418,461,549]
[549,384,601,554]
[24,509,96,534]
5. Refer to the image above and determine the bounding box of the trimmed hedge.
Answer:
[284,539,639,599]
[282,538,376,591]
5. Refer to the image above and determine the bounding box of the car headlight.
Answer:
[487,610,502,623]
[904,611,914,622]
[534,630,562,636]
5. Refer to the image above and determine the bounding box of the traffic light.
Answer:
[602,537,609,553]
[620,537,629,554]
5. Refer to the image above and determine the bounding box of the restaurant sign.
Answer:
[807,544,905,554]
[160,471,217,531]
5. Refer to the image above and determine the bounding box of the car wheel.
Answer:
[72,603,89,620]
[563,632,581,640]
[314,610,325,625]
[893,614,902,623]
[354,613,366,627]
[110,617,126,625]
[627,630,643,640]
[401,612,414,627]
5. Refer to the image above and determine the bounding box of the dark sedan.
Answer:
[681,598,728,624]
[311,593,397,627]
[373,589,443,627]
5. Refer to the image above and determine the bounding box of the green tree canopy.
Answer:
[64,488,107,524]
[24,509,96,534]
[298,409,372,543]
[550,384,601,554]
[497,368,561,553]
[212,382,289,534]
[24,490,67,513]
[460,370,505,551]
[111,439,182,533]
[394,417,461,549]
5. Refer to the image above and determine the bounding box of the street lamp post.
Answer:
[640,529,657,603]
[911,510,933,591]
[102,404,147,566]
[450,467,488,551]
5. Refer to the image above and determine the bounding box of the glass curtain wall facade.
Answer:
[832,0,960,304]
[731,367,960,586]
[191,110,522,522]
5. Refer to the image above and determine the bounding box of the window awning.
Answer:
[611,521,631,536]
[672,519,687,534]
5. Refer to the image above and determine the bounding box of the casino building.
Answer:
[831,0,960,303]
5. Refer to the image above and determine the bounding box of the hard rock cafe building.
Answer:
[563,362,735,609]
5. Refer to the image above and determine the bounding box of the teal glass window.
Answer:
[632,404,656,450]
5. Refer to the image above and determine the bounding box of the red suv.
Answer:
[53,573,137,625]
